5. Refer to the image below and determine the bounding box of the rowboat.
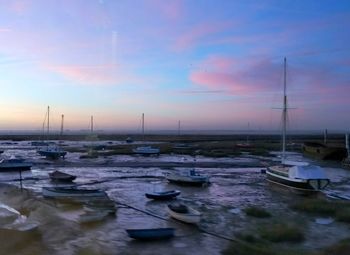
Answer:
[49,170,76,182]
[78,210,109,223]
[83,199,116,213]
[126,228,175,240]
[145,190,181,200]
[167,203,201,224]
[42,187,107,198]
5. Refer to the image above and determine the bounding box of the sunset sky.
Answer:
[0,0,349,132]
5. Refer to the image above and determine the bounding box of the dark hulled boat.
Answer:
[0,158,32,172]
[145,190,181,200]
[49,170,76,182]
[302,142,347,160]
[126,228,175,240]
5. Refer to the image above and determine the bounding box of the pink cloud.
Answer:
[172,21,233,51]
[190,56,281,95]
[149,0,184,21]
[45,64,142,86]
[0,28,11,33]
[8,0,31,15]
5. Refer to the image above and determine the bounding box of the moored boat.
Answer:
[42,187,107,198]
[0,158,32,172]
[83,199,116,213]
[49,170,76,182]
[167,203,201,224]
[302,142,346,160]
[267,164,330,192]
[133,146,160,155]
[166,169,209,186]
[78,210,109,224]
[266,58,330,193]
[38,146,67,159]
[145,190,181,200]
[126,228,175,240]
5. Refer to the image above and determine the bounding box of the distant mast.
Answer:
[346,134,349,157]
[324,129,328,144]
[90,115,94,134]
[60,114,64,136]
[47,106,50,139]
[142,113,145,140]
[282,57,287,163]
[178,120,181,136]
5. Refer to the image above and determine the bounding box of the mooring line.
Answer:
[115,201,240,243]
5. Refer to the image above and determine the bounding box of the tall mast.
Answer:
[346,133,349,158]
[142,113,145,140]
[282,57,287,162]
[47,106,50,138]
[60,114,64,136]
[90,115,94,134]
[178,120,181,136]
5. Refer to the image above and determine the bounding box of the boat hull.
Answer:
[42,187,107,198]
[49,171,76,182]
[167,206,201,224]
[266,169,329,192]
[166,178,208,186]
[0,163,32,172]
[302,142,347,160]
[145,190,181,200]
[38,150,67,159]
[133,146,160,155]
[126,228,175,240]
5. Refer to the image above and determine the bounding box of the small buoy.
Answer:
[260,169,266,174]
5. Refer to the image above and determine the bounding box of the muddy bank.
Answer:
[0,184,113,255]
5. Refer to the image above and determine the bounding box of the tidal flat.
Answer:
[0,136,349,255]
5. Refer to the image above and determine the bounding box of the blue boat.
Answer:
[145,190,181,200]
[0,158,32,172]
[37,146,67,159]
[126,228,175,240]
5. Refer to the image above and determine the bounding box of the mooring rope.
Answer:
[115,200,240,243]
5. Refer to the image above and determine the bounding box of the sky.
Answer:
[0,0,349,132]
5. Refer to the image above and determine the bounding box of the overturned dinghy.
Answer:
[42,187,107,198]
[126,228,175,240]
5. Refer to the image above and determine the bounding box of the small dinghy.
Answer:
[145,190,181,200]
[42,187,107,198]
[78,210,109,224]
[126,228,175,240]
[49,170,76,182]
[167,203,201,224]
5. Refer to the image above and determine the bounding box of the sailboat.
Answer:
[266,58,330,193]
[37,106,67,159]
[132,113,160,155]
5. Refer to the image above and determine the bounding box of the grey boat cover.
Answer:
[289,165,328,180]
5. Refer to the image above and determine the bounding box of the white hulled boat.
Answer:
[266,58,330,193]
[166,169,210,186]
